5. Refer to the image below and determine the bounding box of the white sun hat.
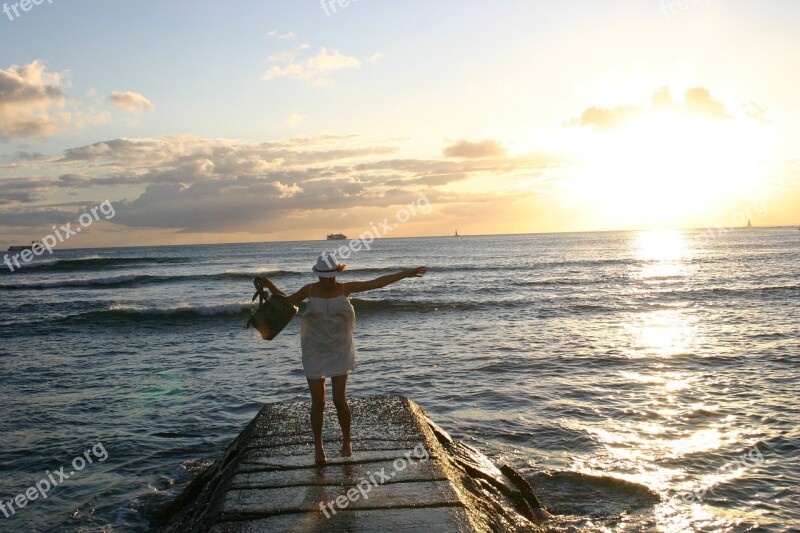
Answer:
[312,252,346,278]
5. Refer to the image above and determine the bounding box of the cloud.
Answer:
[571,86,733,130]
[307,48,360,71]
[267,44,310,63]
[443,139,507,159]
[742,101,771,124]
[0,60,115,142]
[572,105,639,130]
[57,173,89,185]
[0,134,565,233]
[110,91,155,112]
[262,46,365,86]
[366,53,386,64]
[58,136,397,168]
[284,113,304,126]
[0,172,96,205]
[682,87,729,119]
[0,61,66,141]
[267,30,296,39]
[0,177,53,204]
[11,150,47,162]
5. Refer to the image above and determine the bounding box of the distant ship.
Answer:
[7,241,43,252]
[452,229,460,237]
[326,233,347,240]
[747,219,752,228]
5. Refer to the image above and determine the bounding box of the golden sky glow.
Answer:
[1,1,798,246]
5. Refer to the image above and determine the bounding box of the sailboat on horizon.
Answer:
[453,229,460,237]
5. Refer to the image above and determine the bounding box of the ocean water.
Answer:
[0,229,798,532]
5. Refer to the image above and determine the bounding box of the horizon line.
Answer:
[7,224,799,252]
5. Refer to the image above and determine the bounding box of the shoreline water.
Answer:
[0,229,797,531]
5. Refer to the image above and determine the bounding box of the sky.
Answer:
[1,0,799,247]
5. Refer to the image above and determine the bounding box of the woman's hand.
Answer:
[406,267,427,278]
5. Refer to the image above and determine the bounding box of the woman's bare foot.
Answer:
[315,446,327,465]
[340,439,352,457]
[532,507,553,523]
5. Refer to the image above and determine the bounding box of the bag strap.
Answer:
[246,278,269,329]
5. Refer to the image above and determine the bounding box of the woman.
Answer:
[258,252,427,465]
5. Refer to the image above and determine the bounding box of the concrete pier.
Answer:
[161,395,549,532]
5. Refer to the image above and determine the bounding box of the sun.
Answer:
[567,112,768,229]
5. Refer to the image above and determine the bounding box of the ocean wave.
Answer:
[0,270,409,289]
[528,470,661,519]
[59,297,489,324]
[52,302,254,326]
[511,277,623,287]
[8,258,62,269]
[704,284,800,296]
[221,269,298,279]
[105,302,252,317]
[0,272,288,289]
[0,275,141,289]
[348,297,485,313]
[645,284,800,300]
[0,259,651,284]
[108,297,481,318]
[0,256,190,274]
[223,266,423,278]
[571,303,612,312]
[2,267,586,289]
[543,470,660,498]
[58,256,189,268]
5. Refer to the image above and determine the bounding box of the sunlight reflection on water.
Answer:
[566,230,764,530]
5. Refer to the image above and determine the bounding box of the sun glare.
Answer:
[568,112,768,228]
[635,228,689,262]
[624,230,700,358]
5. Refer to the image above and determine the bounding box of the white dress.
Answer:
[300,292,356,379]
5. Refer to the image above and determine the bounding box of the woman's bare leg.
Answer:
[307,378,327,464]
[331,375,352,456]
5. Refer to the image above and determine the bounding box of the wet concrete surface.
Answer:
[161,395,547,532]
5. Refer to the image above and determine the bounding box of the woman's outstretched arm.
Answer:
[343,267,427,295]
